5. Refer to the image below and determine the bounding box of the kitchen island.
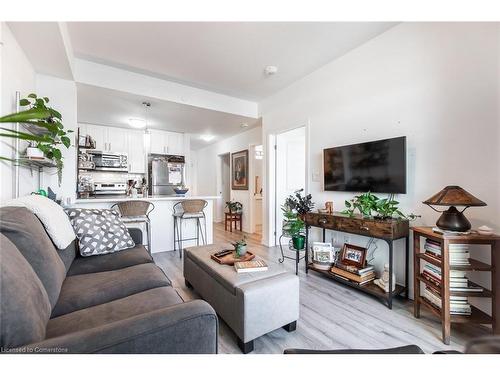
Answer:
[74,195,220,254]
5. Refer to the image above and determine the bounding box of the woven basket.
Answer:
[181,199,207,213]
[116,201,151,216]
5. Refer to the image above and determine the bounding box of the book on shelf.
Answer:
[332,261,374,276]
[330,265,375,284]
[449,283,484,293]
[422,287,472,315]
[234,259,268,273]
[432,227,471,236]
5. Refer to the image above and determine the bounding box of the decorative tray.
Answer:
[211,250,256,265]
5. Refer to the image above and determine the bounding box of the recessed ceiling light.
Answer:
[264,65,278,75]
[129,118,147,128]
[200,135,215,142]
[241,123,249,128]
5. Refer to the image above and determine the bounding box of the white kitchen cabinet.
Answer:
[107,127,129,153]
[128,130,146,174]
[167,132,184,155]
[84,124,107,151]
[148,129,184,155]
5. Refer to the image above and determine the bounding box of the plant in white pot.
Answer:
[0,93,73,185]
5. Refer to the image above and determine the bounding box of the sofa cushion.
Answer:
[65,208,135,257]
[0,206,66,308]
[0,234,51,348]
[67,244,153,276]
[57,239,78,274]
[46,287,183,339]
[51,263,171,317]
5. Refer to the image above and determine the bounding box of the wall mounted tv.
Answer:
[323,136,407,194]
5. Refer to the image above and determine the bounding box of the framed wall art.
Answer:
[231,149,249,190]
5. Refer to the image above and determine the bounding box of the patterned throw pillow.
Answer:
[65,208,135,257]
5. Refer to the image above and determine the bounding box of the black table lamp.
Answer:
[423,185,486,232]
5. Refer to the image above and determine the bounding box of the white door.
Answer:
[128,130,146,173]
[85,124,107,151]
[149,129,167,154]
[167,132,184,155]
[107,127,129,153]
[275,127,306,243]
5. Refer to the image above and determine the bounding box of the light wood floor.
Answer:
[153,223,489,354]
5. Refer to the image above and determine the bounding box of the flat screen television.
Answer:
[323,136,407,193]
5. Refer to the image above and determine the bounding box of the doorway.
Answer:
[217,153,231,222]
[273,127,306,246]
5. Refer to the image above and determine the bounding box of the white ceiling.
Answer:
[76,83,260,150]
[68,22,396,100]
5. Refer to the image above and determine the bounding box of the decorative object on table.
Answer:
[284,189,314,219]
[374,263,396,293]
[173,186,189,195]
[65,208,135,257]
[226,200,243,213]
[339,243,367,269]
[325,201,333,214]
[343,192,419,220]
[127,179,136,196]
[311,242,334,270]
[231,149,249,190]
[231,236,248,257]
[0,93,73,185]
[234,259,268,273]
[477,225,494,235]
[423,185,486,232]
[211,249,256,265]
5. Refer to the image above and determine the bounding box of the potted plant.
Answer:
[284,189,314,220]
[0,93,73,185]
[342,192,420,221]
[226,201,243,213]
[231,236,247,257]
[282,196,309,250]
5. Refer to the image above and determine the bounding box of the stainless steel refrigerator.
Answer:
[148,155,185,195]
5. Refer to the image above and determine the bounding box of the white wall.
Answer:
[35,74,78,202]
[196,125,262,232]
[0,23,37,202]
[260,23,500,309]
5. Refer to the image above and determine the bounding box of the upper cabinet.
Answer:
[149,129,184,156]
[82,124,129,153]
[127,130,146,174]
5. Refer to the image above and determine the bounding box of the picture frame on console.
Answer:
[340,243,367,268]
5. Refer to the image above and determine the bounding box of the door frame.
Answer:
[216,152,231,223]
[266,121,310,247]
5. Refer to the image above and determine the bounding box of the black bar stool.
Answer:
[173,199,208,258]
[111,200,155,254]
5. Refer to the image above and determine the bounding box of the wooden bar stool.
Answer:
[225,211,242,232]
[173,199,208,258]
[111,200,155,254]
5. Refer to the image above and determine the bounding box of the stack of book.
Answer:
[421,264,483,293]
[424,238,441,261]
[330,263,375,285]
[422,286,472,316]
[449,244,470,266]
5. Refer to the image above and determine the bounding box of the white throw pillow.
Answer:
[3,195,76,249]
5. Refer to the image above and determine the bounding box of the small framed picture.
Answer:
[340,243,367,268]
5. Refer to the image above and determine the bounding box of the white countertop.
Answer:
[75,195,221,203]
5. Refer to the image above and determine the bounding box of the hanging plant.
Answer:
[0,94,73,185]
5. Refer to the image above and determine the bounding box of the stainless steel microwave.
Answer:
[87,151,128,172]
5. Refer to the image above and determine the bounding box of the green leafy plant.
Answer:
[281,205,305,237]
[342,192,420,221]
[225,200,243,213]
[231,235,247,257]
[231,235,247,248]
[0,93,73,185]
[284,189,314,218]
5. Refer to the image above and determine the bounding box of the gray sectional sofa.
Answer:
[0,206,218,354]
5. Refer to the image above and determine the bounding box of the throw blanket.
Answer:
[3,195,75,249]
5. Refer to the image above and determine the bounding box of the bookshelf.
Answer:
[412,226,500,344]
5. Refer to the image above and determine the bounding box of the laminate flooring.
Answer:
[153,223,489,354]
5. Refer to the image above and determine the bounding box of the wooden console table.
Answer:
[304,212,409,309]
[412,227,500,344]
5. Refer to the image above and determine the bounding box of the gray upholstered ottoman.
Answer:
[183,244,299,353]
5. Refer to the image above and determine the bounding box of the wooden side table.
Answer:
[412,227,500,344]
[225,211,242,232]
